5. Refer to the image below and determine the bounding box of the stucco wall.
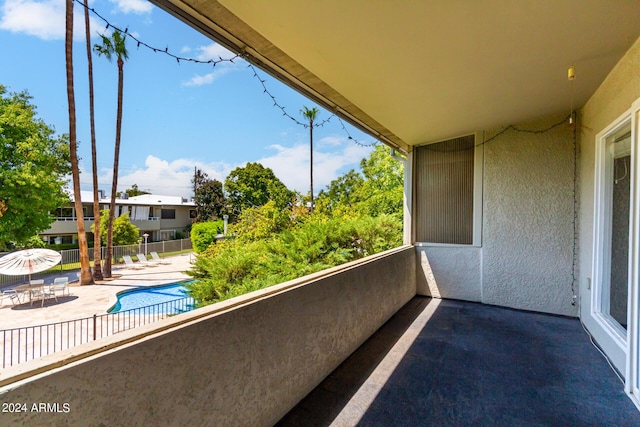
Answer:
[482,114,576,316]
[415,114,576,316]
[0,246,415,426]
[416,246,482,301]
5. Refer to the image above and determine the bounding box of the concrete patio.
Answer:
[0,253,194,330]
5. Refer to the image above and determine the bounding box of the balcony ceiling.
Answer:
[151,0,640,152]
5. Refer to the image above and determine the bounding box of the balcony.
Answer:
[0,245,637,425]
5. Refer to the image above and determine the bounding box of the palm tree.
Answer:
[84,0,102,281]
[301,106,319,211]
[94,30,128,278]
[65,0,94,285]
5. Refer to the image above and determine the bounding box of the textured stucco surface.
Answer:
[579,35,640,371]
[416,246,481,301]
[0,247,415,426]
[415,114,577,316]
[482,114,577,316]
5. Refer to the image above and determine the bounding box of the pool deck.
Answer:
[0,253,194,330]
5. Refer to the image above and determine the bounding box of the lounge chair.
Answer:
[122,255,144,270]
[49,277,70,297]
[137,253,159,267]
[150,252,171,265]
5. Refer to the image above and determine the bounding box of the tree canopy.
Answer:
[315,145,403,219]
[125,184,150,197]
[188,145,405,305]
[0,86,71,249]
[192,169,225,222]
[224,162,295,215]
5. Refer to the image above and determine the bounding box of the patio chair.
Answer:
[150,251,171,265]
[1,289,21,307]
[29,280,57,307]
[122,255,144,270]
[137,253,159,267]
[49,277,70,297]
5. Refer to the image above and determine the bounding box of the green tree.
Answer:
[125,184,150,197]
[94,29,129,278]
[301,106,320,211]
[315,170,365,214]
[15,235,46,250]
[356,145,404,218]
[192,169,225,222]
[92,210,139,246]
[84,0,103,281]
[315,145,403,219]
[0,86,70,249]
[224,162,294,217]
[229,200,292,243]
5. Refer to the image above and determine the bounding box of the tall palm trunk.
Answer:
[65,0,93,285]
[104,56,124,278]
[301,106,319,212]
[84,0,102,281]
[309,123,314,211]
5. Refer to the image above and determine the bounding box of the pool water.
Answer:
[108,282,194,313]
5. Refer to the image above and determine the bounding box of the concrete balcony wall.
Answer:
[131,219,161,231]
[45,219,95,235]
[0,246,415,426]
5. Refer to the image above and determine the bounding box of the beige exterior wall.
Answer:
[0,246,415,426]
[157,205,194,233]
[42,204,193,241]
[416,113,577,316]
[578,35,640,370]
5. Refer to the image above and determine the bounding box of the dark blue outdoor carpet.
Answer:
[277,297,640,426]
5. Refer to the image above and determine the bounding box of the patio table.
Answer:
[14,284,45,305]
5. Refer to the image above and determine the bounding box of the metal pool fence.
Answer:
[0,296,196,369]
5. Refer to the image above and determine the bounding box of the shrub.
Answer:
[187,214,402,305]
[190,220,224,253]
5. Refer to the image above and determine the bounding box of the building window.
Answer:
[161,209,176,219]
[414,134,481,245]
[189,209,197,219]
[55,207,74,218]
[159,230,175,241]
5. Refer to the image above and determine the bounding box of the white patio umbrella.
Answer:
[0,249,62,281]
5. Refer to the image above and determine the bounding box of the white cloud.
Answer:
[182,68,233,87]
[180,43,243,86]
[193,43,235,62]
[82,141,372,198]
[318,135,345,147]
[109,0,152,15]
[256,141,372,194]
[0,0,101,40]
[93,155,233,197]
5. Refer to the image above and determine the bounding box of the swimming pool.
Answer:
[108,281,195,314]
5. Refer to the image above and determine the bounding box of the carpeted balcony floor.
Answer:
[278,297,640,426]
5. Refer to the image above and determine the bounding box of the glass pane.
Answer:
[609,148,630,329]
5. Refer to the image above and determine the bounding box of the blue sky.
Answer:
[0,0,376,197]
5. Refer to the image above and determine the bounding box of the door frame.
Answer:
[591,98,640,408]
